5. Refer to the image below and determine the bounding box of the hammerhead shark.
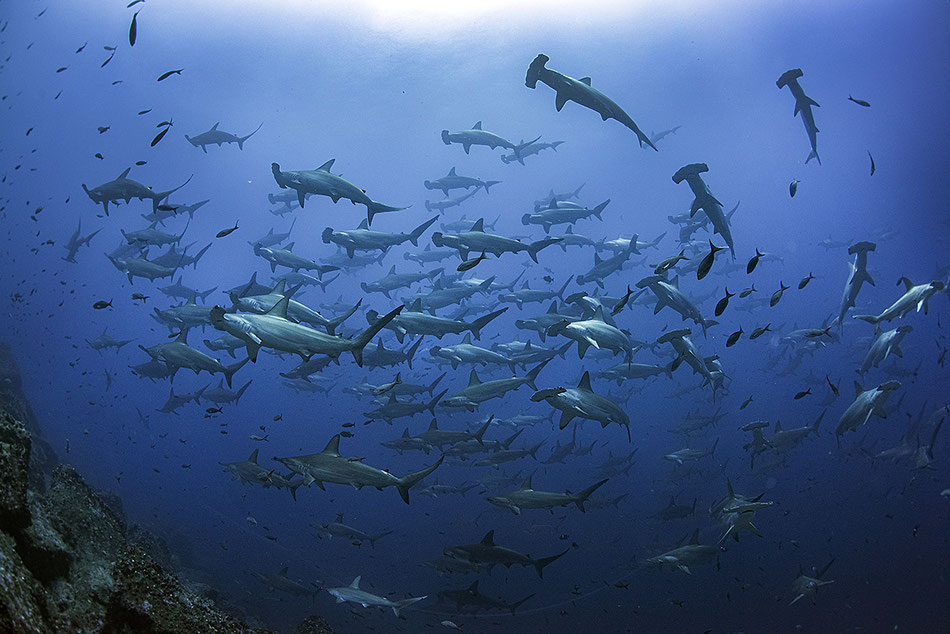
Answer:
[525,53,657,150]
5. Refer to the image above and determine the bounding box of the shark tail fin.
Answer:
[366,201,408,226]
[391,595,427,618]
[350,306,403,366]
[527,237,560,263]
[426,389,448,415]
[468,307,507,340]
[524,359,550,391]
[237,122,263,150]
[428,372,447,395]
[369,530,394,548]
[534,547,569,579]
[223,357,250,388]
[573,479,609,512]
[806,148,821,165]
[510,594,535,614]
[482,180,501,193]
[192,243,213,269]
[325,298,362,336]
[408,216,439,246]
[405,337,423,370]
[234,379,253,404]
[152,174,193,210]
[288,479,303,501]
[473,416,493,445]
[395,456,444,504]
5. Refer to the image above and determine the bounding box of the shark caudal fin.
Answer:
[350,306,403,366]
[237,122,263,150]
[152,174,193,211]
[468,307,508,340]
[391,595,427,617]
[325,298,362,335]
[408,216,439,246]
[482,180,501,193]
[534,547,569,579]
[369,530,394,548]
[223,357,250,388]
[509,593,536,614]
[405,337,423,370]
[426,389,448,415]
[366,201,410,226]
[528,237,562,263]
[233,379,253,404]
[806,148,821,165]
[524,359,550,391]
[573,478,609,512]
[395,456,444,504]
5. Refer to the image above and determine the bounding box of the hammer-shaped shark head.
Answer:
[525,53,549,89]
[531,387,566,402]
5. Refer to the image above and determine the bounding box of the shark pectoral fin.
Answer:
[559,411,574,429]
[555,91,568,112]
[677,564,691,575]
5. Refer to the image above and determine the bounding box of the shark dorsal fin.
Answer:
[726,479,735,497]
[427,418,438,431]
[278,566,288,576]
[285,242,295,251]
[520,475,533,490]
[480,530,495,546]
[408,298,423,312]
[689,529,700,545]
[272,279,287,294]
[579,76,592,85]
[211,122,220,130]
[899,276,914,292]
[468,369,481,387]
[248,448,259,463]
[472,121,482,130]
[854,381,864,397]
[118,167,132,179]
[317,159,335,171]
[547,301,558,314]
[471,218,485,232]
[448,167,457,176]
[577,371,593,392]
[775,421,783,432]
[357,219,369,230]
[566,225,574,234]
[321,434,341,455]
[376,339,385,350]
[401,428,410,437]
[267,295,290,319]
[387,265,396,275]
[349,575,361,589]
[175,328,189,344]
[593,306,607,322]
[593,252,602,265]
[462,333,472,345]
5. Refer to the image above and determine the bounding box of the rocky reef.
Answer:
[0,343,334,633]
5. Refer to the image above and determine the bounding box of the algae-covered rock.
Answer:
[0,532,49,634]
[104,545,271,634]
[0,412,30,533]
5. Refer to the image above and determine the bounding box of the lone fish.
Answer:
[157,69,183,81]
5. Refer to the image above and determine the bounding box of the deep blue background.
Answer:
[1,1,949,632]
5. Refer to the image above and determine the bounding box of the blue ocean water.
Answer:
[1,1,949,631]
